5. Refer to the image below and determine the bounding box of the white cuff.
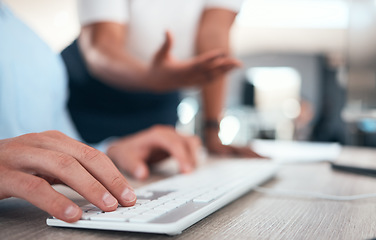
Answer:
[78,0,129,26]
[205,0,245,13]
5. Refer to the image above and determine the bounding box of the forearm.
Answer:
[196,9,262,156]
[197,9,237,125]
[202,77,226,125]
[78,22,239,93]
[202,76,226,145]
[78,23,149,91]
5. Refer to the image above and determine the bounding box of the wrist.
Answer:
[203,119,220,131]
[203,119,221,145]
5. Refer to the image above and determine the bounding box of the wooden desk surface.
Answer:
[1,146,376,240]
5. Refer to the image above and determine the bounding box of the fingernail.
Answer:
[134,166,147,180]
[183,163,193,173]
[64,205,80,219]
[122,188,136,203]
[103,192,118,207]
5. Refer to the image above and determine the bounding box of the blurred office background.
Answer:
[4,0,376,147]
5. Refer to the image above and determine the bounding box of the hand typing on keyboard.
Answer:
[0,131,137,223]
[0,127,202,224]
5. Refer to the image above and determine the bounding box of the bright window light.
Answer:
[219,116,240,145]
[237,0,349,29]
[177,97,199,125]
[246,67,301,91]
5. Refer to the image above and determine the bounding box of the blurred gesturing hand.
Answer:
[0,131,136,223]
[145,31,241,92]
[107,125,201,180]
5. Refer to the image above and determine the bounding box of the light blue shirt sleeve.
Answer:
[0,5,81,141]
[0,4,128,154]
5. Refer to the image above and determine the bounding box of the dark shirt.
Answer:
[61,40,180,144]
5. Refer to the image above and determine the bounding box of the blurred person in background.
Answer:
[62,0,261,157]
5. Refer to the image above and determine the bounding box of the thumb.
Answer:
[153,31,173,64]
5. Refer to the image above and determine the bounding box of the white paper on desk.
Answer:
[250,139,342,164]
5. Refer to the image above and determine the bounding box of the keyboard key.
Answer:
[168,199,189,207]
[194,190,227,203]
[136,199,150,204]
[81,204,97,212]
[135,191,154,198]
[154,203,179,212]
[129,214,158,223]
[82,204,101,212]
[81,212,101,220]
[132,205,153,211]
[144,200,162,208]
[142,209,167,217]
[90,212,128,222]
[116,207,133,213]
[193,195,215,203]
[127,208,147,215]
[121,213,138,219]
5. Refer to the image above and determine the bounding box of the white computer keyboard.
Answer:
[47,160,278,235]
